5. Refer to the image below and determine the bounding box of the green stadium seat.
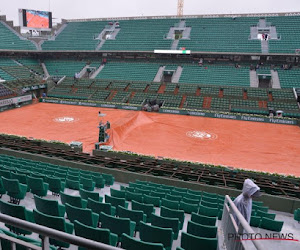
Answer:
[60,192,87,208]
[121,233,165,250]
[294,209,300,223]
[45,176,65,196]
[105,195,129,209]
[187,221,217,238]
[80,177,95,191]
[27,176,49,197]
[259,217,284,232]
[65,203,99,227]
[34,195,65,217]
[151,213,181,240]
[139,221,173,250]
[131,200,155,223]
[101,173,115,186]
[256,210,276,220]
[0,200,34,235]
[160,206,184,229]
[2,177,27,204]
[110,188,126,198]
[161,198,180,210]
[0,179,6,197]
[65,178,82,190]
[117,205,146,231]
[11,172,29,191]
[92,175,105,188]
[180,232,218,250]
[191,212,217,226]
[79,188,103,202]
[199,205,219,217]
[126,191,144,202]
[143,194,161,207]
[250,216,261,227]
[179,201,199,214]
[33,209,74,248]
[99,212,136,241]
[87,198,116,216]
[74,220,118,249]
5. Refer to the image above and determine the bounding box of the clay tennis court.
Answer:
[1,103,300,176]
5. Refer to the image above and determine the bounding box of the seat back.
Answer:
[46,176,64,193]
[2,177,20,193]
[0,199,26,220]
[179,201,199,214]
[28,176,46,191]
[143,194,161,207]
[88,198,114,215]
[117,205,145,229]
[187,221,217,238]
[110,188,126,198]
[60,192,86,208]
[198,205,219,217]
[259,217,284,232]
[80,177,95,191]
[100,212,134,237]
[161,198,179,210]
[34,195,63,217]
[191,212,217,226]
[66,178,81,190]
[131,200,154,221]
[139,221,173,249]
[121,233,164,250]
[151,213,180,239]
[181,232,218,250]
[11,172,27,185]
[33,209,73,248]
[160,206,184,225]
[65,203,97,227]
[105,195,126,208]
[74,220,112,245]
[126,191,144,203]
[79,188,101,202]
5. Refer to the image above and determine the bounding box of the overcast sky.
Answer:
[1,0,300,26]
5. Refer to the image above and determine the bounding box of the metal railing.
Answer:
[222,195,264,250]
[0,213,120,250]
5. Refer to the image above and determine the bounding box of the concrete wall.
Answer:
[0,148,299,213]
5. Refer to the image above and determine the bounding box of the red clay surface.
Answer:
[1,103,300,176]
[26,12,49,29]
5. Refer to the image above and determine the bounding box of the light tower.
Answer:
[177,0,184,17]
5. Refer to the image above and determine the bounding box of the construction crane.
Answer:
[177,0,184,17]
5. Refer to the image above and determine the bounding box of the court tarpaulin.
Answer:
[0,103,300,176]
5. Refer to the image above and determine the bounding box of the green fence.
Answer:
[159,108,299,126]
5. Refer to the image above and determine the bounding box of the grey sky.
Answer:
[1,0,300,26]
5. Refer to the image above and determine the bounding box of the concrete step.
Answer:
[249,70,259,88]
[90,64,105,79]
[271,70,281,89]
[171,66,183,83]
[153,66,165,82]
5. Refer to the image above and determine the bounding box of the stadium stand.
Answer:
[0,22,36,50]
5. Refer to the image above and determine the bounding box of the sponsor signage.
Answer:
[0,95,32,107]
[40,99,298,126]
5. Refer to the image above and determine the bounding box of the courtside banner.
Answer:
[159,108,299,125]
[0,95,32,107]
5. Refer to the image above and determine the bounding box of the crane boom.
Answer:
[177,0,184,17]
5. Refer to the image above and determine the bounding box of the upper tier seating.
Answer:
[268,16,300,54]
[42,21,108,51]
[96,61,160,82]
[179,64,250,86]
[179,17,261,53]
[0,22,36,50]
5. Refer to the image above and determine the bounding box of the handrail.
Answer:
[0,213,120,250]
[223,195,264,250]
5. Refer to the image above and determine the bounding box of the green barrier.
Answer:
[40,98,142,111]
[159,108,299,125]
[40,98,298,126]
